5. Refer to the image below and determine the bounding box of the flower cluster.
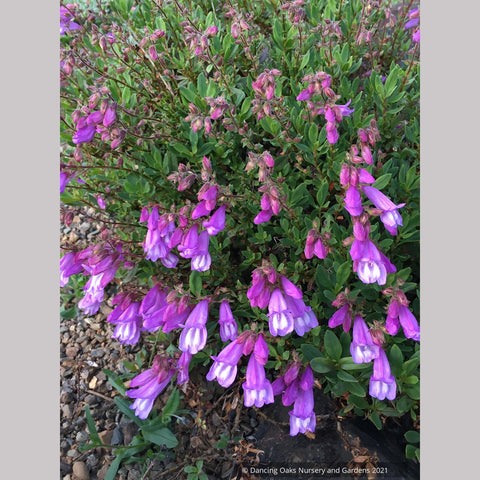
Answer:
[338,127,406,285]
[60,5,81,36]
[247,265,318,337]
[140,178,226,272]
[296,71,354,144]
[60,242,124,316]
[71,100,119,147]
[251,69,282,120]
[182,22,218,57]
[272,363,316,436]
[405,8,420,43]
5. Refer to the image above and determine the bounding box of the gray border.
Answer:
[2,0,479,479]
[421,0,480,479]
[1,0,59,478]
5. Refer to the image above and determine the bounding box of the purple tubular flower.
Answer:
[247,276,272,309]
[358,168,375,184]
[369,349,397,401]
[338,99,354,117]
[60,252,84,287]
[178,300,209,354]
[289,383,316,436]
[296,89,312,101]
[412,29,420,43]
[385,300,400,335]
[202,205,226,235]
[272,376,286,395]
[326,122,339,144]
[328,304,352,333]
[161,252,179,268]
[242,354,274,408]
[191,200,211,220]
[267,288,294,337]
[126,356,175,419]
[284,364,300,385]
[218,300,238,342]
[95,195,106,209]
[86,110,104,125]
[200,186,218,210]
[191,230,211,272]
[344,185,363,216]
[282,378,299,406]
[253,208,273,225]
[144,229,168,262]
[299,366,314,391]
[103,104,117,127]
[78,273,104,315]
[362,186,406,235]
[73,124,96,144]
[162,308,190,333]
[280,276,303,299]
[176,352,192,385]
[178,225,199,259]
[405,9,419,29]
[350,239,396,285]
[285,296,319,336]
[350,315,380,363]
[140,285,168,331]
[398,305,420,341]
[253,333,269,365]
[60,171,70,193]
[109,302,143,345]
[206,338,245,387]
[313,238,327,259]
[60,6,81,36]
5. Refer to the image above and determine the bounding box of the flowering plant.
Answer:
[60,0,420,465]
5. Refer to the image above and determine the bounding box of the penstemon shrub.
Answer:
[60,0,420,451]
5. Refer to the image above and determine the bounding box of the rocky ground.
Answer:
[60,208,419,480]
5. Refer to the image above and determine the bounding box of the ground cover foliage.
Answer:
[60,0,420,477]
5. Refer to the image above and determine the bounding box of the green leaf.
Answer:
[405,444,419,459]
[404,430,420,444]
[308,123,318,145]
[369,411,382,430]
[197,73,207,97]
[85,406,101,445]
[60,306,77,319]
[348,382,366,397]
[337,370,357,382]
[335,261,351,290]
[349,395,370,410]
[316,180,329,207]
[299,50,310,70]
[404,382,420,400]
[338,357,371,371]
[324,330,342,361]
[114,397,144,426]
[388,344,403,376]
[103,368,127,395]
[396,396,413,413]
[404,375,419,385]
[179,86,197,104]
[373,173,392,190]
[104,438,148,480]
[301,344,323,361]
[310,356,334,373]
[189,270,202,297]
[141,426,178,448]
[162,388,180,418]
[184,466,196,473]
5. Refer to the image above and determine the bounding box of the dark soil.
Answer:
[60,208,419,480]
